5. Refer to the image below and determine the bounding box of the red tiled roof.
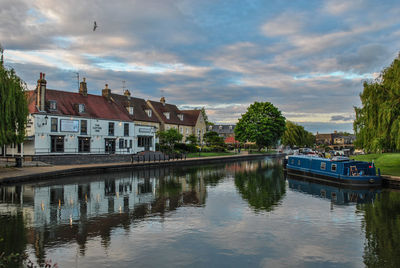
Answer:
[225,136,239,144]
[111,93,160,123]
[26,89,132,121]
[181,110,201,126]
[148,100,198,126]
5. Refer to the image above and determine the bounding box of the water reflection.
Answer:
[287,176,379,205]
[0,162,249,265]
[234,160,286,212]
[1,159,399,267]
[358,190,400,267]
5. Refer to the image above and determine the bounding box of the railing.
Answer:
[34,147,153,155]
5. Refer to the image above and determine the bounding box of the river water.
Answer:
[0,157,399,267]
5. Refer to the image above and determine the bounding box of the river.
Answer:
[0,157,399,267]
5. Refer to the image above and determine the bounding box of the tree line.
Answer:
[354,54,400,153]
[0,45,28,148]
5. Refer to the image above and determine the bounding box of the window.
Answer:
[49,100,57,110]
[180,127,183,134]
[178,114,183,121]
[119,138,124,149]
[124,123,129,136]
[291,159,294,164]
[297,160,301,165]
[145,109,152,117]
[331,164,337,172]
[51,136,64,152]
[320,162,326,170]
[78,104,85,113]
[127,106,134,115]
[81,120,87,134]
[108,122,114,136]
[209,125,212,130]
[229,125,233,130]
[164,112,170,119]
[138,136,153,148]
[51,118,58,132]
[78,137,90,152]
[219,125,222,130]
[129,140,132,148]
[186,128,189,134]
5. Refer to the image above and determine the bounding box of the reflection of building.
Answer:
[0,166,212,261]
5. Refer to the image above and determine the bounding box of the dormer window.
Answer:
[145,109,152,117]
[49,100,57,110]
[164,112,170,119]
[78,104,85,113]
[229,125,233,130]
[127,106,134,115]
[178,114,183,121]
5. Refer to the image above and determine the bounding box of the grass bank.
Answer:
[351,153,400,176]
[186,152,236,158]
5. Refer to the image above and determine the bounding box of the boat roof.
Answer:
[288,155,370,164]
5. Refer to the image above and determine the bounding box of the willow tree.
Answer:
[354,53,400,152]
[282,121,315,148]
[0,45,29,148]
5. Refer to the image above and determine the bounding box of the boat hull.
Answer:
[287,167,381,188]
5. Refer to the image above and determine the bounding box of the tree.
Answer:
[201,107,213,127]
[156,128,183,152]
[234,102,286,151]
[282,121,315,148]
[186,134,198,145]
[354,53,400,153]
[203,131,224,146]
[0,45,28,148]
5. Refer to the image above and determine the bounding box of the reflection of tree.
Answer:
[359,191,400,267]
[235,163,285,212]
[0,212,27,267]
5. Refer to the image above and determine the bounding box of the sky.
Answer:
[1,0,400,133]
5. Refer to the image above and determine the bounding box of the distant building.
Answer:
[316,131,356,147]
[147,97,206,143]
[209,124,235,138]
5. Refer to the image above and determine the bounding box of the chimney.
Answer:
[102,84,111,99]
[36,72,47,111]
[79,77,88,96]
[124,89,131,99]
[160,96,166,106]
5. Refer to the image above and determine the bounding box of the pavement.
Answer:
[0,151,268,184]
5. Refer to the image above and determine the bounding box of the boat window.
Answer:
[291,159,294,164]
[320,162,326,170]
[331,164,337,172]
[320,189,326,198]
[297,160,301,165]
[350,166,357,176]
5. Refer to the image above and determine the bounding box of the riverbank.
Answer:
[0,153,283,185]
[351,153,400,176]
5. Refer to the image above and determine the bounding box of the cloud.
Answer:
[2,0,400,133]
[330,115,354,122]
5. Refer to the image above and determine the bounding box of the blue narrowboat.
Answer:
[286,155,381,187]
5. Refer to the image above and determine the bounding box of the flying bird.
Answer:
[93,21,98,31]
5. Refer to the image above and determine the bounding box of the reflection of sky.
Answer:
[35,177,366,267]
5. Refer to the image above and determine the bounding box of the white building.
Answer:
[11,73,156,156]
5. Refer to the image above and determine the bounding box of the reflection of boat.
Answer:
[287,175,379,205]
[286,155,381,187]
